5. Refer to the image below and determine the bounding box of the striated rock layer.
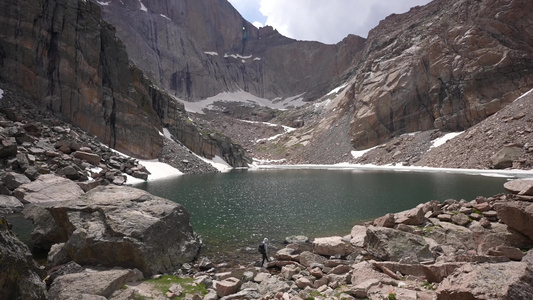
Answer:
[94,0,366,102]
[0,0,163,159]
[342,0,533,150]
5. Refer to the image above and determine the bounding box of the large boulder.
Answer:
[490,146,522,169]
[14,174,84,204]
[0,217,47,300]
[494,200,533,240]
[24,185,201,276]
[0,195,24,214]
[364,226,434,263]
[437,262,533,299]
[48,268,143,299]
[313,236,355,257]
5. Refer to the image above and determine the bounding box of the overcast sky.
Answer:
[228,0,433,44]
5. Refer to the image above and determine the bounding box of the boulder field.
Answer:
[2,178,533,299]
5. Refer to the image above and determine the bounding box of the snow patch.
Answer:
[327,84,347,96]
[351,145,379,159]
[255,163,533,179]
[204,51,218,56]
[179,90,307,114]
[0,89,4,100]
[96,0,110,5]
[139,0,147,12]
[430,132,463,149]
[224,53,253,59]
[515,87,533,102]
[160,14,171,20]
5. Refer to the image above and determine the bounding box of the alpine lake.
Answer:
[133,168,516,260]
[5,168,522,263]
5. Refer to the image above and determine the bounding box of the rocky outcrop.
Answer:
[415,88,533,169]
[0,217,47,300]
[0,0,250,168]
[24,185,201,276]
[342,0,533,150]
[14,174,84,204]
[95,0,366,102]
[0,0,164,159]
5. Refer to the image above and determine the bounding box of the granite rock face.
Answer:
[24,185,202,276]
[0,0,164,159]
[94,0,366,102]
[343,0,533,150]
[0,0,251,168]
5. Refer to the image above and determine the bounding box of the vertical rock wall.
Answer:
[344,0,533,149]
[0,0,163,159]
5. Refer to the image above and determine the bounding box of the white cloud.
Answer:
[257,0,432,44]
[252,21,264,28]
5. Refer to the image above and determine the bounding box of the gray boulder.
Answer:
[313,236,355,257]
[495,200,533,240]
[298,251,327,267]
[491,146,522,169]
[0,195,24,213]
[14,174,84,204]
[504,179,533,196]
[364,226,434,263]
[0,217,47,300]
[24,185,202,276]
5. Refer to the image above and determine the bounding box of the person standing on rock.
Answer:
[259,237,269,267]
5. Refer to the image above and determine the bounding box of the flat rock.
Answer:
[504,179,533,196]
[437,262,533,299]
[48,269,143,299]
[14,174,84,204]
[313,236,355,257]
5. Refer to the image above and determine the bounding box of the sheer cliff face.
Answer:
[0,0,164,159]
[95,0,366,101]
[341,0,533,149]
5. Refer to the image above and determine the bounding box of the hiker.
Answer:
[259,237,269,266]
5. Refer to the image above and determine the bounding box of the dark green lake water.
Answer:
[134,169,508,256]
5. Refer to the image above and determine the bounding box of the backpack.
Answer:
[258,243,266,254]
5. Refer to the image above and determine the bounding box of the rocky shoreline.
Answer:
[2,165,533,299]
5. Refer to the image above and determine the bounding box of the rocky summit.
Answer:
[1,0,533,299]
